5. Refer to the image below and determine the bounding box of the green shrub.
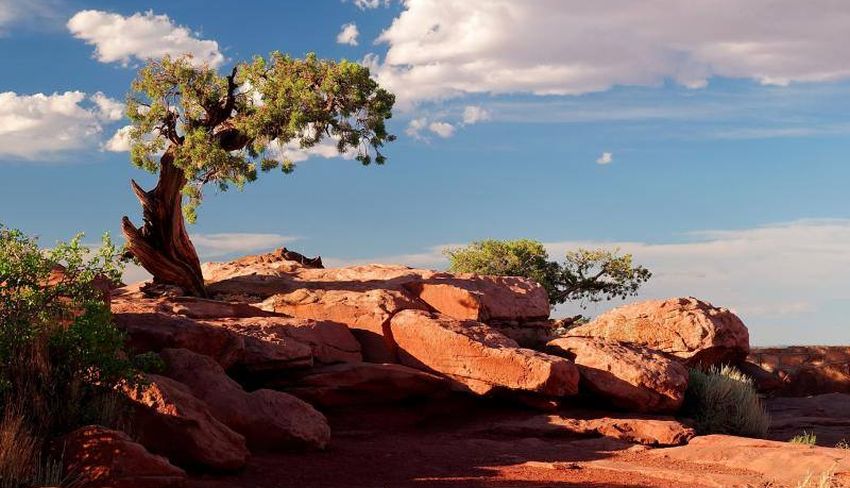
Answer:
[0,226,135,487]
[681,365,770,438]
[444,239,651,307]
[790,431,818,445]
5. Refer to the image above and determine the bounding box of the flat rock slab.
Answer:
[650,434,850,486]
[389,309,579,397]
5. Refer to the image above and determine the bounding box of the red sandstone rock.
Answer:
[402,273,550,322]
[260,287,424,362]
[221,316,362,369]
[279,362,451,407]
[389,309,578,397]
[569,297,750,366]
[113,311,245,368]
[62,426,187,488]
[160,348,330,450]
[546,336,689,413]
[124,374,249,471]
[203,252,553,361]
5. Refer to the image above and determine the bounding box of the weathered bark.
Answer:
[122,150,207,297]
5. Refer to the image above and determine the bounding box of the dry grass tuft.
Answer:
[682,364,770,438]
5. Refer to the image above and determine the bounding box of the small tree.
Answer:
[444,239,651,307]
[122,53,395,296]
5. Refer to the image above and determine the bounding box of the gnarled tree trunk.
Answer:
[122,150,207,297]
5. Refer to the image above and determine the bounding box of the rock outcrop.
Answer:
[390,309,579,397]
[277,362,451,407]
[62,426,187,488]
[568,297,749,366]
[160,348,331,450]
[546,337,689,413]
[124,374,249,471]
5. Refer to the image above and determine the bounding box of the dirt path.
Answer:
[187,405,777,488]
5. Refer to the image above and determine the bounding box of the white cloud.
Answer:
[405,117,427,139]
[191,233,298,258]
[267,137,354,163]
[67,10,224,68]
[91,92,124,121]
[102,125,132,152]
[372,0,850,108]
[0,0,57,32]
[0,91,124,159]
[336,22,359,46]
[428,121,455,138]
[351,0,389,9]
[595,152,613,165]
[406,117,454,139]
[462,105,490,125]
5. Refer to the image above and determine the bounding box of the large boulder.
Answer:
[124,374,249,471]
[113,311,245,368]
[401,273,550,322]
[222,316,362,370]
[546,337,689,413]
[259,287,424,363]
[160,348,330,450]
[568,297,750,366]
[62,426,187,488]
[389,309,579,397]
[277,362,451,407]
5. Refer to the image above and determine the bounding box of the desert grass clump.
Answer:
[681,365,770,438]
[796,469,838,488]
[790,431,818,445]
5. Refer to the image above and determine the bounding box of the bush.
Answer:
[444,239,651,307]
[790,431,818,445]
[0,226,134,487]
[681,365,770,438]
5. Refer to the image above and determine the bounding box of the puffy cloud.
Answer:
[595,152,613,165]
[405,117,427,138]
[0,91,124,159]
[191,233,298,258]
[336,22,359,46]
[372,0,850,107]
[267,138,354,163]
[405,117,455,139]
[428,121,455,138]
[102,125,132,152]
[462,105,490,125]
[67,10,224,68]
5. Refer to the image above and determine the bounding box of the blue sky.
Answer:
[1,0,850,345]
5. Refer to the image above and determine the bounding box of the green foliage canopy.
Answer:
[444,239,651,307]
[126,52,396,222]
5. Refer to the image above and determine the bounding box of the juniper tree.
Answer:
[445,239,651,307]
[121,53,395,296]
